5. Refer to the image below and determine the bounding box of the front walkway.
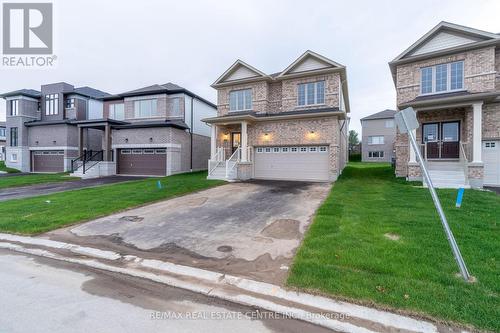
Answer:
[46,180,331,284]
[0,176,145,201]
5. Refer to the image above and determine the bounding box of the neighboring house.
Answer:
[360,109,397,162]
[390,21,500,188]
[1,82,216,177]
[0,122,5,161]
[204,50,350,182]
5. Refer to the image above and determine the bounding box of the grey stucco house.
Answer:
[1,82,216,177]
[360,109,397,162]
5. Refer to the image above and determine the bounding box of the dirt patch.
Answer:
[384,233,400,241]
[261,219,301,240]
[119,216,144,223]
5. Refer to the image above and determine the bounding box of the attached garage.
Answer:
[254,146,330,182]
[117,148,167,176]
[32,151,64,173]
[483,140,500,186]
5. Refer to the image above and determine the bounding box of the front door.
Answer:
[422,121,460,159]
[231,132,241,154]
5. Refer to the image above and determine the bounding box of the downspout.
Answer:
[190,96,194,172]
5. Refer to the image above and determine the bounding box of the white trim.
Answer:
[112,143,181,149]
[278,50,344,78]
[419,61,464,95]
[212,60,270,87]
[29,146,78,151]
[464,71,497,79]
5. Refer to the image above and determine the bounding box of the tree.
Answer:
[349,130,359,146]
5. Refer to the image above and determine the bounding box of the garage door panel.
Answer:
[254,146,329,182]
[32,151,64,172]
[483,141,500,186]
[118,149,166,176]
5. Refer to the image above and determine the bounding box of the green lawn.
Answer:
[0,172,79,189]
[0,161,20,173]
[288,162,499,332]
[0,171,224,235]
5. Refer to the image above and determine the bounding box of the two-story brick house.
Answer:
[204,50,350,182]
[390,22,500,188]
[1,82,216,177]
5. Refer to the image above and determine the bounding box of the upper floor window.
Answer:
[10,127,18,147]
[66,98,75,109]
[10,100,19,116]
[368,136,384,145]
[171,98,182,117]
[45,94,59,115]
[420,61,464,95]
[298,81,325,106]
[109,103,125,120]
[385,120,394,128]
[134,99,157,118]
[229,89,252,112]
[0,128,6,137]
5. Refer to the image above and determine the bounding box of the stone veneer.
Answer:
[396,46,496,105]
[216,73,341,117]
[215,117,342,180]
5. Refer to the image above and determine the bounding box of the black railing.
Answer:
[71,150,103,174]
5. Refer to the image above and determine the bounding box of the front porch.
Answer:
[404,102,484,188]
[207,121,253,181]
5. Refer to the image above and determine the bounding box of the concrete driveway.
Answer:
[47,181,331,284]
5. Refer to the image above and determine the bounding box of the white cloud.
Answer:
[1,0,500,137]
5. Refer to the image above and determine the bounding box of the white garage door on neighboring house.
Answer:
[254,146,330,182]
[483,140,500,186]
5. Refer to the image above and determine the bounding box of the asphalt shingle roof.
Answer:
[361,109,397,121]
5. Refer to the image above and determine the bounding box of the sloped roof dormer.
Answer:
[212,60,271,87]
[277,50,344,78]
[393,21,500,62]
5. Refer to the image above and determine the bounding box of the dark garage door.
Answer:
[117,148,167,176]
[32,151,64,172]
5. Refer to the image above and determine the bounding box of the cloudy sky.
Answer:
[1,0,500,134]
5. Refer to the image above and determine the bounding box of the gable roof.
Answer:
[212,60,270,87]
[277,50,344,78]
[361,109,397,121]
[392,21,500,62]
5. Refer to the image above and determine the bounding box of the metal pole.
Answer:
[402,114,471,281]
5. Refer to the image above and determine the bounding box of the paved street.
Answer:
[0,249,332,333]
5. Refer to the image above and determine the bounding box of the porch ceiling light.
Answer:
[223,133,229,141]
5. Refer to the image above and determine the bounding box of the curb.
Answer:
[0,233,455,333]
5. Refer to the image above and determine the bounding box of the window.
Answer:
[319,146,328,152]
[385,120,394,128]
[281,147,289,153]
[10,127,18,147]
[273,147,280,153]
[368,136,384,145]
[420,61,464,95]
[66,98,75,109]
[171,98,182,117]
[134,99,157,118]
[485,142,496,148]
[264,147,272,153]
[368,151,384,158]
[10,153,17,162]
[143,149,155,154]
[0,128,5,137]
[300,147,308,152]
[155,149,166,154]
[290,147,298,152]
[109,103,125,120]
[45,94,59,115]
[229,89,252,112]
[256,147,263,153]
[10,100,19,116]
[298,81,325,106]
[121,149,131,154]
[309,147,318,152]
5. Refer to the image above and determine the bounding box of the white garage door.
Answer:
[254,146,330,182]
[483,140,500,186]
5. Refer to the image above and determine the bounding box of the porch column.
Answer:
[104,124,111,161]
[472,102,483,163]
[409,129,417,163]
[78,127,84,156]
[241,121,248,162]
[210,124,217,159]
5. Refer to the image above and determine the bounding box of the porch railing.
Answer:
[459,141,469,183]
[208,147,225,175]
[225,147,241,179]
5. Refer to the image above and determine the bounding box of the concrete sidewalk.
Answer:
[0,233,467,333]
[0,175,146,201]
